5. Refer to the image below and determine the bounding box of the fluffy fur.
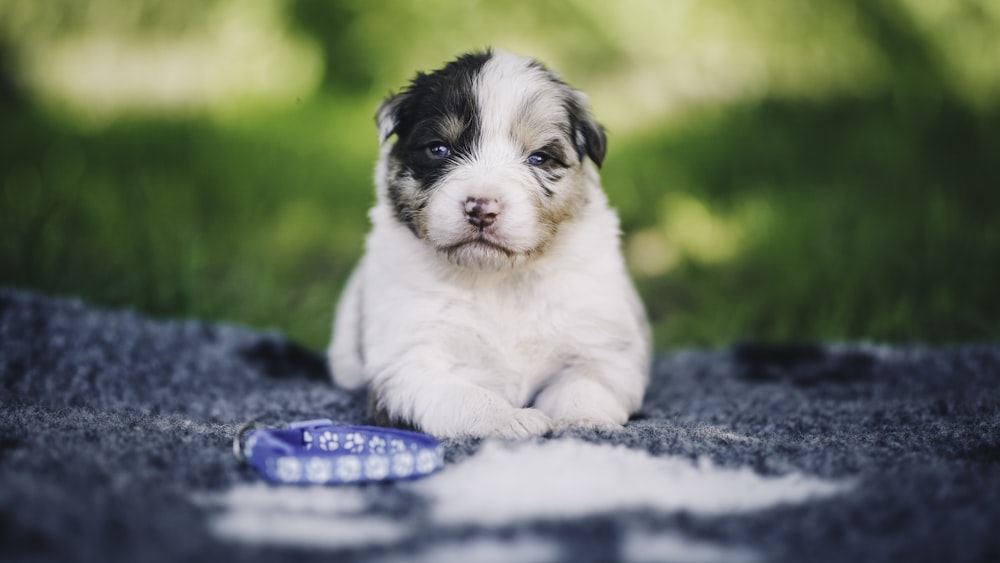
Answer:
[328,50,650,439]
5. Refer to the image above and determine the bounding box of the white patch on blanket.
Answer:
[375,537,561,563]
[415,439,851,526]
[195,483,406,549]
[622,530,760,563]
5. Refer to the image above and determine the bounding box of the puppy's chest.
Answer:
[441,286,573,378]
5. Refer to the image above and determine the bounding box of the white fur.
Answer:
[329,51,650,439]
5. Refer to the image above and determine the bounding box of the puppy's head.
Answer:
[375,49,607,271]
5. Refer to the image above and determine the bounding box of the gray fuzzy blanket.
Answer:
[1,289,998,563]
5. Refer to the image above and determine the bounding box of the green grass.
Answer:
[1,97,374,347]
[606,97,1000,348]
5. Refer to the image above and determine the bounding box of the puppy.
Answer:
[328,50,650,439]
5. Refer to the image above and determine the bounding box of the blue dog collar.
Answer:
[234,419,444,485]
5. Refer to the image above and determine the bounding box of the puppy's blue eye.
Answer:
[427,143,451,159]
[526,153,549,166]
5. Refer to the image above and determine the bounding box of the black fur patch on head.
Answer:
[376,51,491,232]
[388,51,491,142]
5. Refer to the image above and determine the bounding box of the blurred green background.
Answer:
[1,0,998,352]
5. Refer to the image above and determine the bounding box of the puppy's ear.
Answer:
[576,117,607,169]
[375,91,406,143]
[567,90,607,168]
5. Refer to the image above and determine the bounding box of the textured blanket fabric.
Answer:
[1,289,998,563]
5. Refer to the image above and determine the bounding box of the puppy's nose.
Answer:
[465,197,499,229]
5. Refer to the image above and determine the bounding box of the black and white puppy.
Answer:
[329,50,650,439]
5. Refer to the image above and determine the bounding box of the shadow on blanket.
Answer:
[1,289,998,563]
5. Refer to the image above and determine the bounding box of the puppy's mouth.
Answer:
[439,235,518,257]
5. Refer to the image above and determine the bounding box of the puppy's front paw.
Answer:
[533,376,631,432]
[493,408,553,439]
[406,387,553,439]
[454,406,553,440]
